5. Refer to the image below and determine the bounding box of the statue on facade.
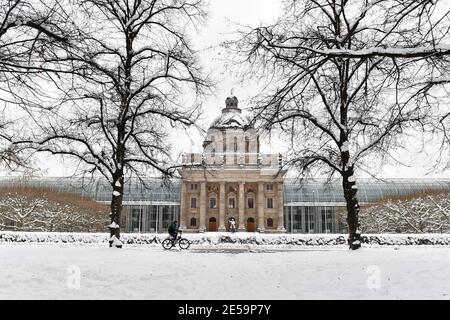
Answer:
[228,217,236,233]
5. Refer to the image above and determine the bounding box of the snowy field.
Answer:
[1,243,450,300]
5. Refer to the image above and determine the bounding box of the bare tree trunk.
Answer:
[109,173,124,248]
[341,124,361,250]
[342,168,361,250]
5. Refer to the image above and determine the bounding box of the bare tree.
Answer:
[0,189,46,230]
[0,112,25,170]
[228,0,450,249]
[14,0,210,247]
[0,0,72,171]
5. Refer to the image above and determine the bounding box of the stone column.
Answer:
[257,182,265,233]
[238,181,246,231]
[199,182,206,232]
[218,182,226,231]
[277,182,286,232]
[179,182,187,230]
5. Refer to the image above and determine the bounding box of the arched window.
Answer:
[245,136,250,153]
[234,137,238,152]
[267,218,274,228]
[190,217,197,227]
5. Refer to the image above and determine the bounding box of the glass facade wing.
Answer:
[93,178,180,203]
[283,178,450,204]
[1,177,449,205]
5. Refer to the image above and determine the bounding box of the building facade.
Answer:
[179,95,286,233]
[1,96,450,234]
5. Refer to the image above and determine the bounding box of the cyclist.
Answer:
[162,221,190,250]
[168,220,180,240]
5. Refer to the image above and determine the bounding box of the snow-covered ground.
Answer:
[1,242,450,300]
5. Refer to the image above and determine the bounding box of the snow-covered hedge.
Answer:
[358,192,450,234]
[2,231,450,246]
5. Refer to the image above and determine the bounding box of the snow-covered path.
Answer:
[1,244,450,300]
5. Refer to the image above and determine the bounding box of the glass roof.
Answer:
[0,177,449,205]
[284,178,450,204]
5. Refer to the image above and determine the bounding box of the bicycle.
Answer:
[162,231,190,250]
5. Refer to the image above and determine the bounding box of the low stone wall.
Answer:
[2,231,450,246]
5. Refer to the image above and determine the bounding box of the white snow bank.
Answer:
[2,245,450,299]
[2,231,450,246]
[109,234,123,247]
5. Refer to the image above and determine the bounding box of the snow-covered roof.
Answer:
[209,109,250,130]
[209,95,251,130]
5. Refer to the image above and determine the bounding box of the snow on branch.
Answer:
[357,192,450,233]
[0,186,109,232]
[280,44,450,59]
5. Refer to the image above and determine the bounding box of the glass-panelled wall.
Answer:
[125,205,180,233]
[95,179,180,203]
[285,206,340,233]
[321,207,334,233]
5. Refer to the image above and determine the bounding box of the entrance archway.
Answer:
[208,217,217,231]
[246,217,256,232]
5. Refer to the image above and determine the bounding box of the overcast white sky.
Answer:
[10,0,449,179]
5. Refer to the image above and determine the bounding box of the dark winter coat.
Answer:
[168,223,178,234]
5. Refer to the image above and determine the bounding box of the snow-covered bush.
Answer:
[357,192,450,234]
[2,231,450,246]
[337,191,450,234]
[0,186,109,232]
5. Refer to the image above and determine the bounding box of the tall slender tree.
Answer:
[228,0,450,249]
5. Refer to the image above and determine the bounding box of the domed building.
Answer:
[2,96,449,235]
[209,95,249,130]
[179,95,287,232]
